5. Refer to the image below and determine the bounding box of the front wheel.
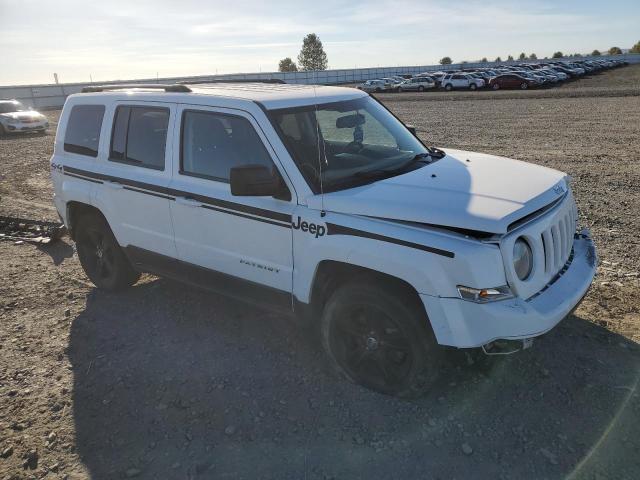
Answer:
[469,83,477,91]
[321,280,443,397]
[520,82,528,90]
[492,83,500,90]
[76,214,140,290]
[444,84,453,91]
[418,85,425,92]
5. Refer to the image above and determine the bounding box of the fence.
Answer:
[1,53,638,110]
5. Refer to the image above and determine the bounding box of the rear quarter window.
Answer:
[64,105,105,157]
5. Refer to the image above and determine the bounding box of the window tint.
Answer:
[64,105,105,157]
[109,106,169,170]
[181,111,274,182]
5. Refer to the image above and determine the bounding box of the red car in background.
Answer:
[488,74,538,90]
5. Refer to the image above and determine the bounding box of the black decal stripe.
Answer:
[64,171,103,184]
[326,223,455,258]
[122,186,175,200]
[201,205,290,228]
[63,166,291,224]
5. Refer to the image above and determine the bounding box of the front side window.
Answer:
[269,96,431,193]
[64,104,105,157]
[110,106,169,170]
[181,110,274,182]
[0,101,26,114]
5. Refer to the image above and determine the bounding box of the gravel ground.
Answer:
[0,65,639,480]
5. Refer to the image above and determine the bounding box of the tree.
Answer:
[495,56,502,62]
[552,51,563,58]
[439,56,452,65]
[529,53,537,60]
[480,57,488,63]
[573,53,583,58]
[629,41,640,54]
[297,33,328,71]
[518,52,526,60]
[278,57,298,72]
[591,49,601,56]
[608,46,622,55]
[507,55,514,61]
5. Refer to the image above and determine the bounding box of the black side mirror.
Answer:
[406,124,417,136]
[230,165,289,200]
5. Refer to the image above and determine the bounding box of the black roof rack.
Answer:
[178,78,285,85]
[81,84,191,93]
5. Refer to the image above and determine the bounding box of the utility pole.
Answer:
[53,73,59,84]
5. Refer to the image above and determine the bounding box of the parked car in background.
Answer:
[488,74,538,90]
[0,100,49,135]
[397,77,436,92]
[441,73,485,91]
[357,80,390,93]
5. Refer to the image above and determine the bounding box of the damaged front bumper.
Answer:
[421,230,597,349]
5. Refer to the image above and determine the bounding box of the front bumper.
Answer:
[422,232,596,348]
[3,120,48,132]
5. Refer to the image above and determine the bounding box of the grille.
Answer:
[500,191,577,299]
[540,201,576,274]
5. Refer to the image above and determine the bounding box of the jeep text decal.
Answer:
[292,216,326,238]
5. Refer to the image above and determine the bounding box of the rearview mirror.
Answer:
[230,165,289,200]
[336,113,365,129]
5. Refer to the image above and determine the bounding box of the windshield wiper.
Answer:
[354,152,432,180]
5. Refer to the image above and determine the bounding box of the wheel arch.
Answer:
[300,260,428,326]
[66,201,108,240]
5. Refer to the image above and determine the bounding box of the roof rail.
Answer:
[178,78,286,85]
[81,84,192,93]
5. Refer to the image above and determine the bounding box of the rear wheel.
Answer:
[75,214,140,290]
[418,85,425,92]
[321,280,443,397]
[469,83,477,91]
[0,124,6,136]
[492,83,500,90]
[520,82,529,89]
[444,84,453,91]
[397,87,404,93]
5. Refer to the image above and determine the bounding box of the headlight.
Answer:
[457,285,513,303]
[513,238,533,280]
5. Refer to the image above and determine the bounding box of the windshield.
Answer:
[269,96,432,193]
[0,101,26,114]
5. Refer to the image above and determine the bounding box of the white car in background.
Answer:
[0,99,49,135]
[398,77,436,92]
[357,80,390,93]
[441,73,485,91]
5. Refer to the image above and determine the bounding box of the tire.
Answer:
[375,88,381,93]
[469,83,477,91]
[0,124,6,136]
[320,279,443,398]
[75,214,140,290]
[520,82,528,90]
[444,84,452,91]
[492,83,500,90]
[418,85,425,92]
[397,87,403,93]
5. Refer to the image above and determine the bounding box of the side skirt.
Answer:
[124,246,294,316]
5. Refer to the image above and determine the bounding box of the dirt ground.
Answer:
[1,65,639,480]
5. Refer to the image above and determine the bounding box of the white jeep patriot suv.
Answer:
[50,82,596,397]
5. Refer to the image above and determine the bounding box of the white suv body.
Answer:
[50,83,596,396]
[441,73,485,90]
[398,77,436,92]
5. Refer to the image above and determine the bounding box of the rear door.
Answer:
[92,101,177,259]
[168,104,295,295]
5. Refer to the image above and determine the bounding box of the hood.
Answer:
[307,148,568,235]
[1,110,44,120]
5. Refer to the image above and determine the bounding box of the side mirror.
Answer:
[406,124,417,136]
[230,165,289,199]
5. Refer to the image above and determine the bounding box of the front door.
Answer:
[168,104,295,299]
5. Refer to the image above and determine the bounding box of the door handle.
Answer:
[176,196,201,207]
[105,181,123,190]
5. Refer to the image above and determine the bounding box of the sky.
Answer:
[1,0,638,86]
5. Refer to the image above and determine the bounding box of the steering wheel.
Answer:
[345,141,364,154]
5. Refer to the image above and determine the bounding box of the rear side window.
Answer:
[64,105,105,157]
[181,110,274,182]
[110,106,169,170]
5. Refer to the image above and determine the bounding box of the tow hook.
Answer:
[481,338,534,356]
